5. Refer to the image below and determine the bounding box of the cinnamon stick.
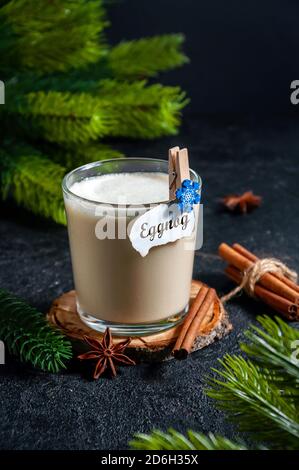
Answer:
[173,286,209,355]
[233,243,299,295]
[173,287,216,359]
[219,243,299,303]
[225,265,298,321]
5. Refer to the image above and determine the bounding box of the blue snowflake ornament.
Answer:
[176,179,201,213]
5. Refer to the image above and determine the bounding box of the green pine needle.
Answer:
[9,90,113,144]
[0,289,72,373]
[7,80,188,143]
[130,429,246,451]
[108,34,189,79]
[11,34,188,92]
[241,315,299,387]
[1,145,66,224]
[97,80,189,139]
[0,0,108,74]
[207,356,299,447]
[0,2,189,221]
[130,316,299,450]
[206,316,299,449]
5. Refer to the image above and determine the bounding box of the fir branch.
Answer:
[0,0,108,75]
[6,70,109,95]
[108,34,189,79]
[206,316,299,449]
[0,289,72,373]
[207,355,299,448]
[11,35,187,92]
[130,429,246,451]
[241,315,299,388]
[0,145,66,224]
[129,316,299,450]
[7,80,188,143]
[0,2,189,221]
[7,90,114,144]
[96,80,189,139]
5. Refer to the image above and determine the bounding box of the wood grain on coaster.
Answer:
[47,280,232,362]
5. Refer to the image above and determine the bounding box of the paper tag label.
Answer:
[129,203,195,257]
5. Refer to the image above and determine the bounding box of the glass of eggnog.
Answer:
[62,158,201,336]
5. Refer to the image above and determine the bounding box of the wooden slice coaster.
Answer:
[47,280,232,362]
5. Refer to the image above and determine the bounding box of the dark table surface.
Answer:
[0,115,298,450]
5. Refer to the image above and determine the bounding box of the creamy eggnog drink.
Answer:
[62,159,201,335]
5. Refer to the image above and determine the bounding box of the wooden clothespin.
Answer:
[168,146,190,200]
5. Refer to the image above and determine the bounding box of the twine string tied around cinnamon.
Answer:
[221,257,298,304]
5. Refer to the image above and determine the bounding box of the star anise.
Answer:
[78,328,135,379]
[222,191,262,214]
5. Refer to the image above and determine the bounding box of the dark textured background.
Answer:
[1,115,299,449]
[1,0,299,451]
[108,0,299,114]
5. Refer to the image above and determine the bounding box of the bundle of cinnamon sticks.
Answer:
[219,243,299,321]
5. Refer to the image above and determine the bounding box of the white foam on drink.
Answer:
[70,172,169,204]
